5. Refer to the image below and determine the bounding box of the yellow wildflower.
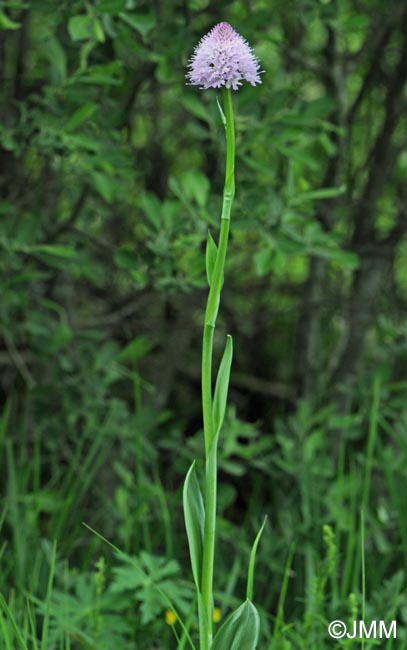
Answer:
[213,607,221,623]
[165,609,177,626]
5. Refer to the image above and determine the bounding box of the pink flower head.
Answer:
[187,22,262,91]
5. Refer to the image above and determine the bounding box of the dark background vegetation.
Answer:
[1,0,406,647]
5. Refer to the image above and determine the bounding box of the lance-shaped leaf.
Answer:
[212,335,233,436]
[211,599,260,650]
[183,461,205,589]
[205,230,218,287]
[216,96,227,127]
[247,516,267,600]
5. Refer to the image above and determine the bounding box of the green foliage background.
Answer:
[0,0,406,648]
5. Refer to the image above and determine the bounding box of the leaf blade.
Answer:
[211,599,260,650]
[205,230,218,286]
[247,517,267,600]
[212,335,233,436]
[183,461,205,589]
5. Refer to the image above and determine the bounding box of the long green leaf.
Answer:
[212,335,233,436]
[0,594,29,650]
[205,230,218,287]
[183,461,205,589]
[211,599,260,650]
[247,517,267,600]
[41,540,57,650]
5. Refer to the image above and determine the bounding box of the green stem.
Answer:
[200,88,235,650]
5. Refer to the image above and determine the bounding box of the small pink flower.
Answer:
[187,22,262,91]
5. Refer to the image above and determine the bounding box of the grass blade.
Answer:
[0,593,29,650]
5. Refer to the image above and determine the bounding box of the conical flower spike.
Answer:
[187,22,262,91]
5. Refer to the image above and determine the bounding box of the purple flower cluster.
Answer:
[187,22,262,91]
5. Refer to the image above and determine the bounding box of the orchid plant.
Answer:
[183,22,265,650]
